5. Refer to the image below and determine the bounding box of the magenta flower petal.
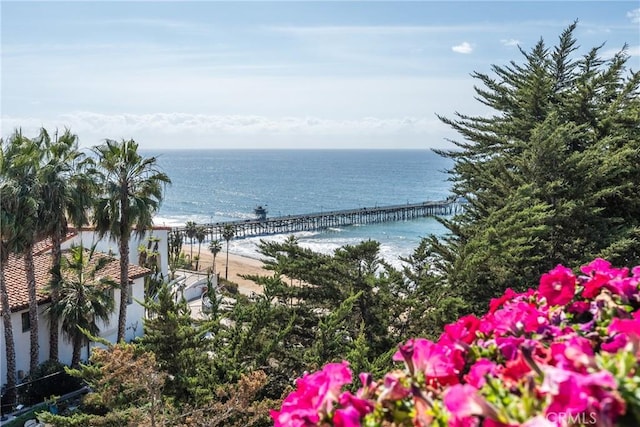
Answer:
[333,406,362,427]
[539,264,576,306]
[444,384,485,417]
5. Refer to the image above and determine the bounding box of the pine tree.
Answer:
[138,283,213,405]
[428,23,640,314]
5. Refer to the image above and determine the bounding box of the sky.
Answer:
[1,1,639,150]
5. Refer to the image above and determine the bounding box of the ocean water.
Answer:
[145,149,452,267]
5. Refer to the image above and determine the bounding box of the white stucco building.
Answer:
[0,227,170,389]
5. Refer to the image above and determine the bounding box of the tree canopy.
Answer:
[427,22,640,314]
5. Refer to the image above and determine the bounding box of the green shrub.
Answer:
[21,360,83,405]
[79,392,108,416]
[36,412,94,427]
[37,408,144,427]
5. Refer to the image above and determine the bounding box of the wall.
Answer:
[0,305,50,385]
[62,227,169,278]
[0,277,147,392]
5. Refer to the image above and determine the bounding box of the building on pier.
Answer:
[254,205,268,221]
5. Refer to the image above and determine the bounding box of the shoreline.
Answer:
[182,244,269,295]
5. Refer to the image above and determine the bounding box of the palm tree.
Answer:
[1,130,42,374]
[47,244,115,367]
[208,240,222,275]
[36,128,96,361]
[195,226,206,270]
[0,155,19,407]
[184,221,197,263]
[167,230,183,279]
[222,225,235,280]
[0,247,17,407]
[93,139,171,342]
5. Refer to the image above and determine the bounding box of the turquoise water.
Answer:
[146,149,452,266]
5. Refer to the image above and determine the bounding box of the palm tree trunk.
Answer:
[118,235,129,343]
[71,332,82,368]
[49,228,62,361]
[24,248,40,374]
[117,183,130,344]
[0,261,17,408]
[225,245,229,279]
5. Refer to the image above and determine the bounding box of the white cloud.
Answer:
[1,112,453,149]
[2,112,439,136]
[452,42,473,54]
[500,38,520,47]
[98,18,213,36]
[602,45,640,59]
[268,24,503,36]
[627,8,640,24]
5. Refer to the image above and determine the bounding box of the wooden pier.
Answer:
[172,199,458,241]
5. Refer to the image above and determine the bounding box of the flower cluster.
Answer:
[271,259,640,426]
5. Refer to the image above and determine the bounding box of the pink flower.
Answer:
[333,406,362,427]
[502,352,533,384]
[540,366,621,422]
[478,313,498,336]
[522,415,557,427]
[378,371,410,401]
[567,301,590,315]
[269,408,318,427]
[465,359,499,388]
[313,362,352,412]
[393,338,463,386]
[608,315,640,338]
[444,384,498,423]
[355,372,376,399]
[601,333,628,353]
[338,391,374,417]
[580,370,625,420]
[539,265,576,307]
[444,384,484,416]
[271,258,637,427]
[489,288,520,314]
[550,336,594,371]
[581,370,617,391]
[272,361,352,426]
[495,336,525,360]
[440,315,482,345]
[581,258,614,276]
[580,258,631,298]
[485,421,519,427]
[582,273,610,298]
[489,302,548,336]
[606,276,639,299]
[540,367,589,416]
[413,390,434,426]
[487,306,522,336]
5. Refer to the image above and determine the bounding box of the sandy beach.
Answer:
[182,244,269,295]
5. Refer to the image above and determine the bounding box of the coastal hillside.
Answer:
[2,8,639,427]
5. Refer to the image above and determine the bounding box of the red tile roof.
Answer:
[1,246,150,314]
[3,252,52,313]
[31,232,77,255]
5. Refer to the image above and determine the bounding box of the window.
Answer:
[21,312,30,332]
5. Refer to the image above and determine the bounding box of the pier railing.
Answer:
[172,199,458,241]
